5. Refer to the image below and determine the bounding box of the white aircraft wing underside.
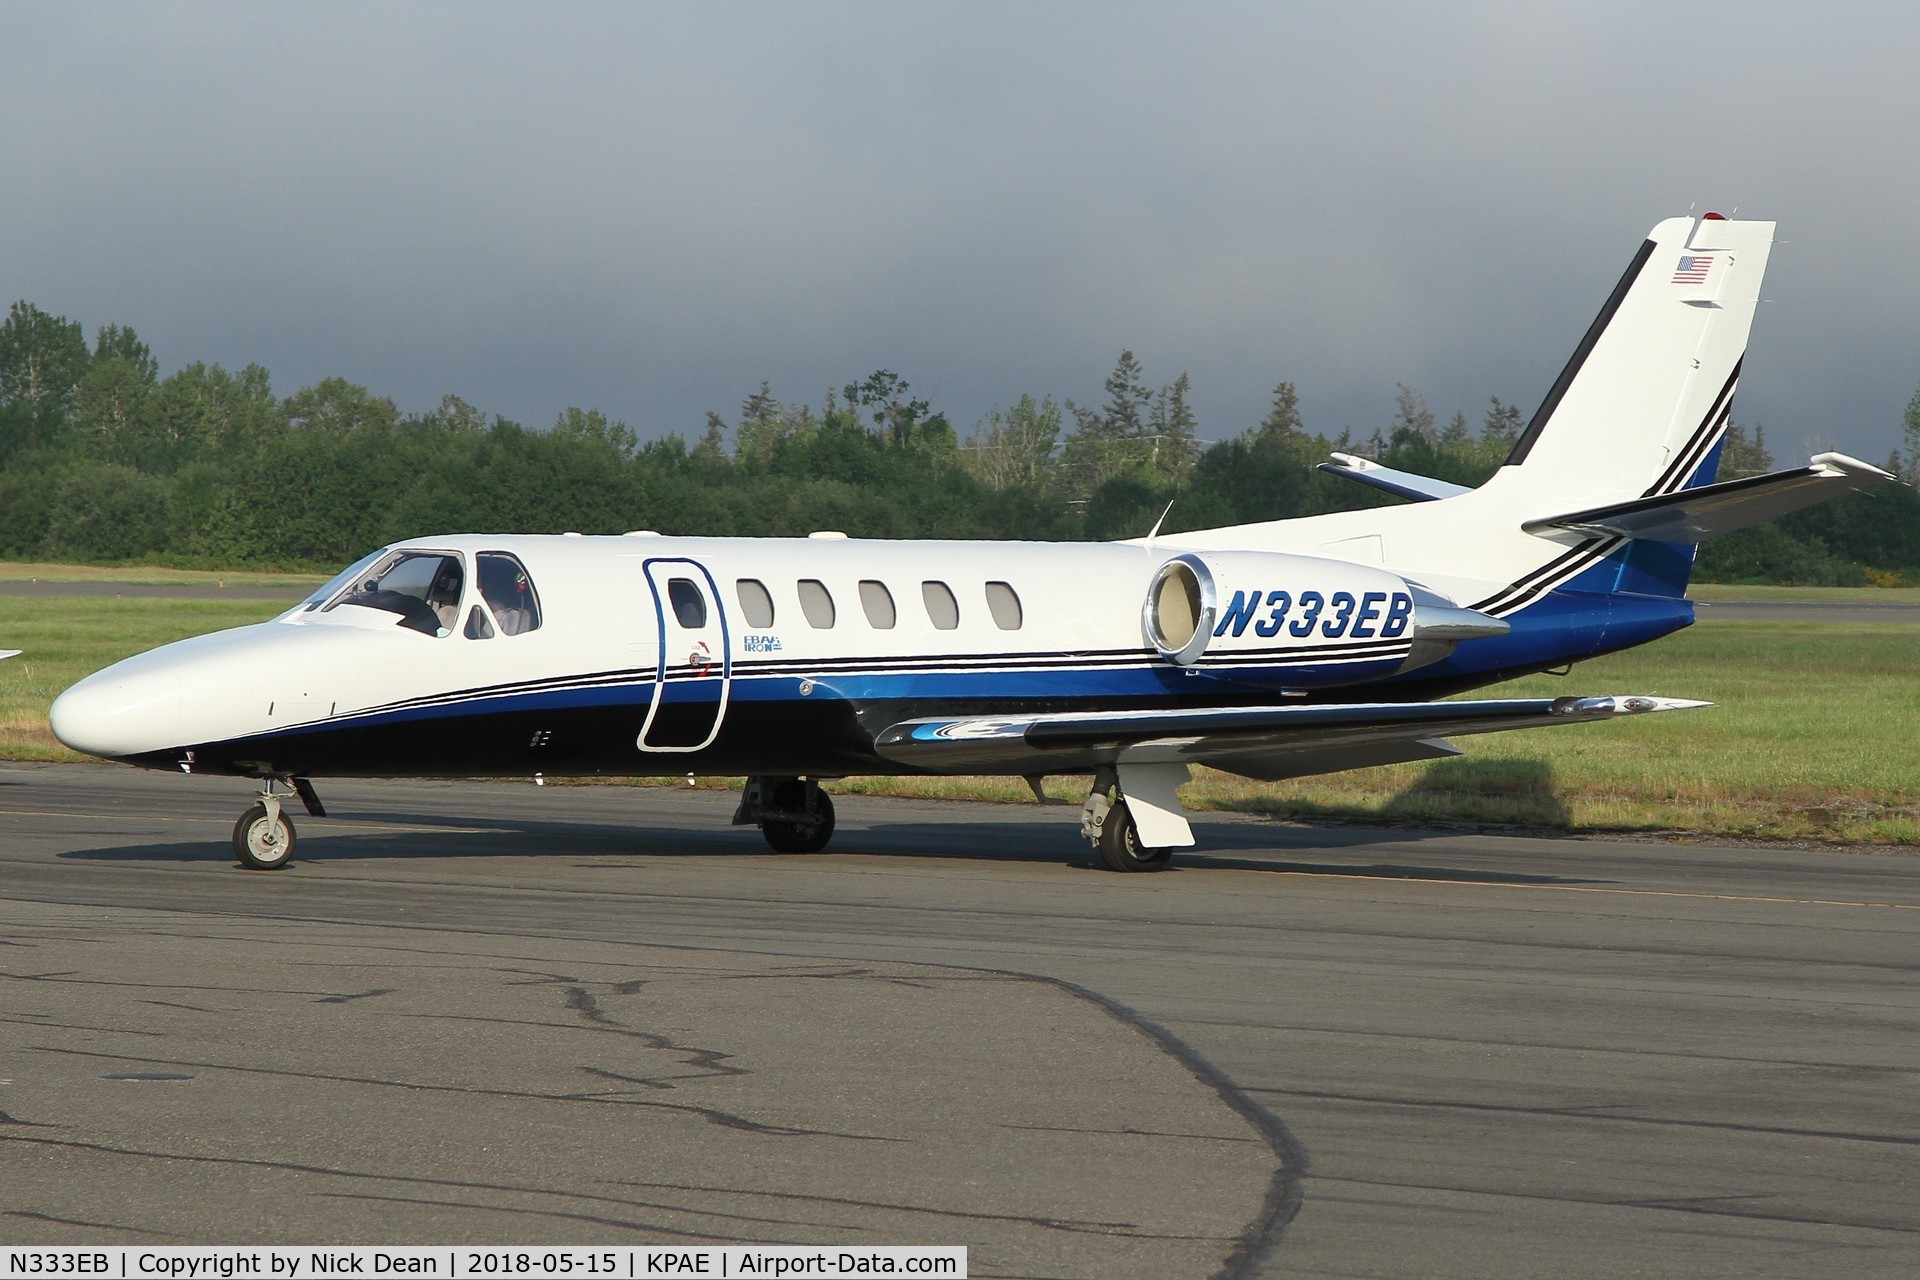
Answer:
[873,694,1707,781]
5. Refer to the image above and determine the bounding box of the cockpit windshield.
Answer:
[301,549,387,613]
[321,549,466,636]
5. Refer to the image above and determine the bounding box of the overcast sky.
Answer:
[5,1,1917,464]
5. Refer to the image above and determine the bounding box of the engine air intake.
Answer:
[1143,554,1216,666]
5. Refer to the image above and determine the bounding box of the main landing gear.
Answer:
[733,776,837,853]
[1081,767,1176,873]
[232,776,325,870]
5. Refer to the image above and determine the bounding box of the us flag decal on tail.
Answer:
[1672,254,1713,284]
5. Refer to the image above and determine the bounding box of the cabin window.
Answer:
[736,579,775,628]
[477,552,542,635]
[464,606,495,639]
[922,581,959,630]
[798,579,836,628]
[985,581,1023,630]
[859,580,896,629]
[322,549,465,637]
[667,577,707,628]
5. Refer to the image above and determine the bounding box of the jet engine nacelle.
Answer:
[1142,550,1421,668]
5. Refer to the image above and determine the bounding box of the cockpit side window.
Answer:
[322,549,465,636]
[477,552,542,635]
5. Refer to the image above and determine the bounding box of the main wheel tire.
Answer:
[761,785,835,853]
[233,802,297,870]
[1097,799,1173,873]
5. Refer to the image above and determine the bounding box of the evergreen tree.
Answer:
[1255,380,1303,438]
[1102,349,1150,438]
[1481,396,1525,449]
[1146,371,1199,480]
[694,411,728,459]
[1392,383,1436,442]
[1063,350,1160,497]
[1718,421,1774,477]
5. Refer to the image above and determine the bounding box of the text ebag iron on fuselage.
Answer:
[47,213,1895,871]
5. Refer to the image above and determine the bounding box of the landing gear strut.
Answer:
[1082,767,1174,873]
[733,776,836,853]
[232,776,324,870]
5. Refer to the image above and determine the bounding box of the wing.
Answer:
[874,694,1706,782]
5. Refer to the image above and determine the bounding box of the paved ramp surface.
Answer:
[2,765,1917,1278]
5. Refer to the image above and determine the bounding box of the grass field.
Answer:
[0,562,325,587]
[3,586,1915,845]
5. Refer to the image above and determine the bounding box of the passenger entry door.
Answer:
[639,559,731,752]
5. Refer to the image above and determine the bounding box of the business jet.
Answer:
[48,214,1893,872]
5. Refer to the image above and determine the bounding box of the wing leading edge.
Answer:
[874,695,1707,782]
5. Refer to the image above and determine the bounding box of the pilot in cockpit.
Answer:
[427,560,464,634]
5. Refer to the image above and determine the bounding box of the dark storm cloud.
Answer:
[3,1,1916,461]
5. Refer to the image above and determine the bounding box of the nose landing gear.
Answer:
[233,776,325,870]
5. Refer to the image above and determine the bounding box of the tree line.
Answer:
[0,299,1915,584]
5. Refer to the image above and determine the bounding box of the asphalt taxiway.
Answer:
[2,765,1917,1278]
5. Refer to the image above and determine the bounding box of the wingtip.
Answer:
[1617,695,1712,713]
[1555,695,1711,716]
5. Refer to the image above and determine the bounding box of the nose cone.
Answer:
[51,663,185,760]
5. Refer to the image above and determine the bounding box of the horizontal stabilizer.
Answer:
[1523,452,1896,542]
[0,650,19,662]
[1317,453,1471,503]
[875,694,1707,780]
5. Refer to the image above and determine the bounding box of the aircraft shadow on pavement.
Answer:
[1380,756,1571,828]
[60,807,1606,886]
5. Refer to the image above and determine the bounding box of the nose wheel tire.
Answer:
[234,802,297,870]
[1097,800,1173,873]
[761,785,835,853]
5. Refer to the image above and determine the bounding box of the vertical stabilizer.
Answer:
[1496,215,1773,507]
[1170,214,1787,611]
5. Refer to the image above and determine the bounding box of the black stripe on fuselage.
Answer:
[1471,358,1742,615]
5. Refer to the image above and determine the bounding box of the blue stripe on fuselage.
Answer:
[1380,582,1693,689]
